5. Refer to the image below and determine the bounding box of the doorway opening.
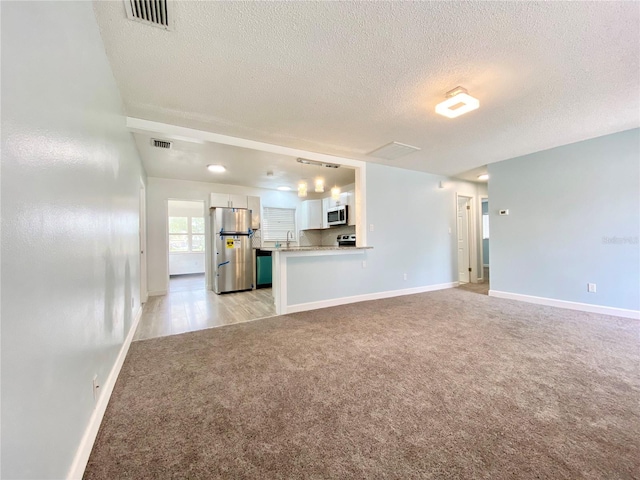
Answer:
[168,200,206,292]
[481,197,490,285]
[139,179,148,305]
[457,195,472,284]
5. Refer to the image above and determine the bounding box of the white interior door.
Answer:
[457,196,470,283]
[139,180,148,304]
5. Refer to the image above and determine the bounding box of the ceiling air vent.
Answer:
[368,141,421,160]
[152,139,172,149]
[124,0,174,30]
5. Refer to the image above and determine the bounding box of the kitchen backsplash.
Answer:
[321,225,355,245]
[299,230,322,247]
[298,226,355,247]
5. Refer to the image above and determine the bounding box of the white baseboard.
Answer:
[67,305,143,479]
[286,282,459,314]
[489,290,640,320]
[148,290,167,296]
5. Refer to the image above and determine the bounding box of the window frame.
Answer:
[262,206,297,242]
[168,215,205,254]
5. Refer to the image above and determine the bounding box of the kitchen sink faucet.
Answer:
[286,231,293,249]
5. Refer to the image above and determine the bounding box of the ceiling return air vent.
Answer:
[124,0,174,30]
[368,141,421,160]
[151,139,172,149]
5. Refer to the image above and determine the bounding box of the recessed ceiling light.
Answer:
[277,186,291,191]
[207,164,226,173]
[435,86,479,119]
[477,174,489,181]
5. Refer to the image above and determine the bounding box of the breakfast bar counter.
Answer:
[264,245,373,314]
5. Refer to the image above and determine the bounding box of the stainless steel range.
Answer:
[337,234,356,246]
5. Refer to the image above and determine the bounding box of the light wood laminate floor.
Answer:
[134,274,276,341]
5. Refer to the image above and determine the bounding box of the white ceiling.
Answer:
[94,1,639,179]
[134,132,355,190]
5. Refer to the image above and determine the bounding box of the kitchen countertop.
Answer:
[261,246,372,252]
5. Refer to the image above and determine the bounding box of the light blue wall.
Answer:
[287,163,481,304]
[1,3,144,478]
[488,129,640,311]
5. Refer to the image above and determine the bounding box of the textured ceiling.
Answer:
[134,133,355,190]
[94,1,639,178]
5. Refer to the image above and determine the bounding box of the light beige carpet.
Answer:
[84,288,640,479]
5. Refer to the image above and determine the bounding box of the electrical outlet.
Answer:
[587,283,597,293]
[369,224,374,232]
[92,374,100,401]
[448,227,452,234]
[403,273,407,281]
[362,260,367,268]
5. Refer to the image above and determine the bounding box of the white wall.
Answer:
[1,3,145,479]
[286,163,483,306]
[147,177,303,294]
[488,129,639,313]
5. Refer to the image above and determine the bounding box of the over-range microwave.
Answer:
[327,205,348,226]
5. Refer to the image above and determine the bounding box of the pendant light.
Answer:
[298,181,308,198]
[315,178,325,193]
[331,185,341,201]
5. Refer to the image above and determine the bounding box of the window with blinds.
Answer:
[262,207,296,241]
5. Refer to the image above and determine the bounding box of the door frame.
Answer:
[139,179,148,304]
[455,193,479,284]
[478,195,489,282]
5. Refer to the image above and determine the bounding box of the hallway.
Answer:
[133,274,276,341]
[456,267,490,295]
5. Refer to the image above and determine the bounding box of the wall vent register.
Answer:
[152,138,172,149]
[124,0,173,30]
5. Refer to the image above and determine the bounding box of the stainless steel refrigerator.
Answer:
[211,208,253,294]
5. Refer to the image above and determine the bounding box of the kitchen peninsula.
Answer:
[262,244,373,314]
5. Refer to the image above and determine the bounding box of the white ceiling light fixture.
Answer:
[207,164,226,173]
[277,186,291,191]
[331,186,341,201]
[435,86,479,119]
[477,173,489,181]
[298,181,308,198]
[315,178,325,193]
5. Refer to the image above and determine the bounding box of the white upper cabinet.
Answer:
[247,195,261,230]
[301,199,323,230]
[299,189,356,230]
[346,190,355,226]
[210,193,231,208]
[321,197,330,229]
[209,193,249,209]
[229,194,248,209]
